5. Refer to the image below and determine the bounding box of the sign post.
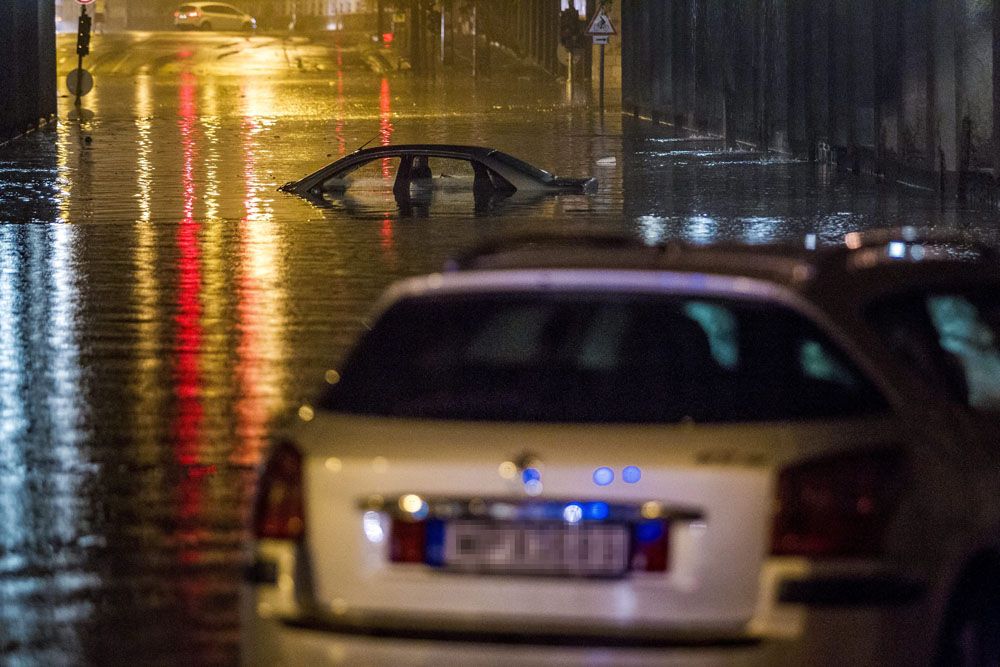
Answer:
[586,6,616,114]
[73,0,95,107]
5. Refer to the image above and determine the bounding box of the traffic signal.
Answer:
[559,8,582,50]
[77,12,92,56]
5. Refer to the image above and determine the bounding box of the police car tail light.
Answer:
[630,520,669,572]
[771,450,902,558]
[252,440,305,541]
[389,518,427,563]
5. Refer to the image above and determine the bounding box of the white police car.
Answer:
[242,230,1000,666]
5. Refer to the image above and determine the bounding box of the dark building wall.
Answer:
[477,0,561,75]
[0,0,56,143]
[623,0,1000,196]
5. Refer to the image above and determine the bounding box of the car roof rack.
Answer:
[443,232,670,271]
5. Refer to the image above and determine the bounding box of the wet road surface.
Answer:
[1,29,999,665]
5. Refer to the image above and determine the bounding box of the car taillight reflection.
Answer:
[253,441,305,540]
[772,449,903,558]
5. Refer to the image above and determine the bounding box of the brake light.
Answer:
[630,520,669,572]
[389,518,427,563]
[253,441,305,540]
[772,450,903,558]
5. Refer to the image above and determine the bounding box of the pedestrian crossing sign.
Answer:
[586,6,616,36]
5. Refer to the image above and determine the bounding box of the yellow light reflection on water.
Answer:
[132,74,163,460]
[233,79,287,466]
[199,78,228,401]
[55,112,71,224]
[200,80,221,222]
[135,75,154,225]
[334,45,346,156]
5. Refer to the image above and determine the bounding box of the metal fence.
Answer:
[0,0,56,144]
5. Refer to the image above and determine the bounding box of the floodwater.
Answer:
[1,30,998,665]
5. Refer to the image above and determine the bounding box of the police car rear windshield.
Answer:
[322,292,887,423]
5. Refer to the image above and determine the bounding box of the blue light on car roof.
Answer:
[622,466,641,484]
[593,467,614,486]
[586,502,610,521]
[522,467,541,484]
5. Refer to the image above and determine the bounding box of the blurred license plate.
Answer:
[443,521,629,577]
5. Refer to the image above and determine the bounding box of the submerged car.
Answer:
[278,144,598,207]
[243,229,1000,666]
[174,2,256,31]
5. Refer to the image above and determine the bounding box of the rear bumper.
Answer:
[241,595,904,667]
[242,612,794,667]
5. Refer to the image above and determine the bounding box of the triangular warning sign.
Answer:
[586,7,616,35]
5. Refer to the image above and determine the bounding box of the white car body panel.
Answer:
[241,260,1000,665]
[300,416,772,629]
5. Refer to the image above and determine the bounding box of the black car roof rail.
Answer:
[442,232,667,271]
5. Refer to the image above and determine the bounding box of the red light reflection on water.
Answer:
[379,78,396,255]
[175,70,203,475]
[379,77,393,176]
[173,71,209,572]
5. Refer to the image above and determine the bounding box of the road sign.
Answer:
[586,6,616,36]
[592,35,609,45]
[66,69,94,97]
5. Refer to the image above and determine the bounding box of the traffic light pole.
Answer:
[75,5,91,107]
[599,43,605,114]
[471,0,477,78]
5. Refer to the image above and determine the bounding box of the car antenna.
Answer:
[352,134,381,154]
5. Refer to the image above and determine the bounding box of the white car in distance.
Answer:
[174,2,256,31]
[242,231,1000,666]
